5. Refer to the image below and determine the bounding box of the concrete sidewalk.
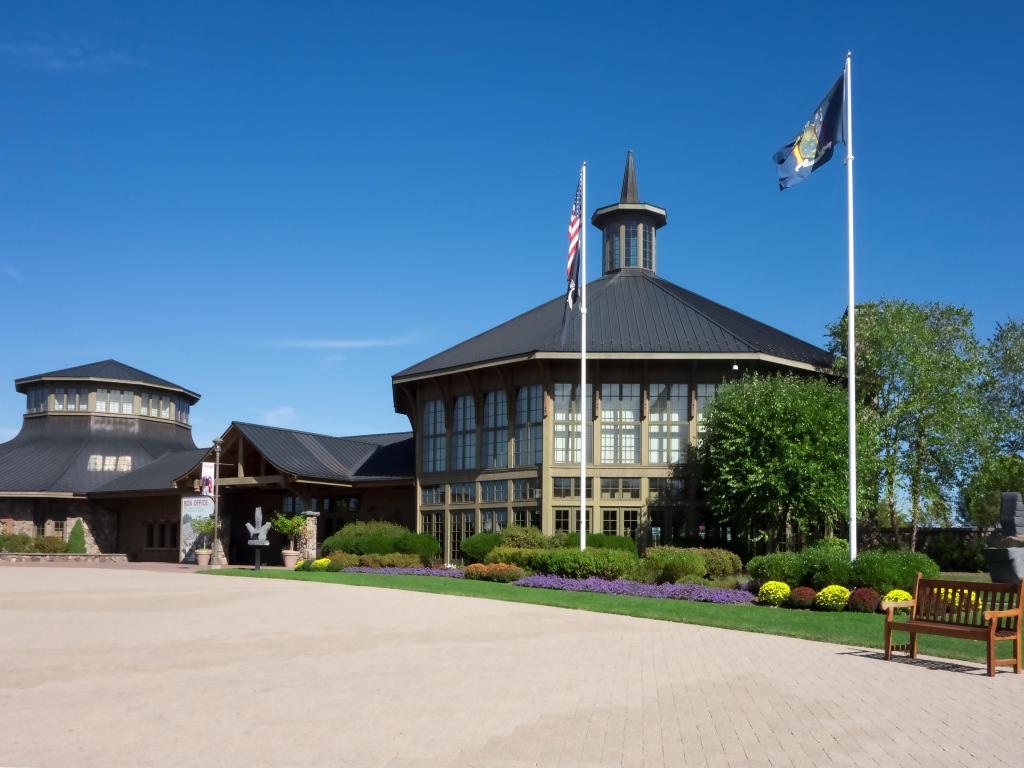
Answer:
[1,566,1022,767]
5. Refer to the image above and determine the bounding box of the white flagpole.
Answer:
[580,162,588,552]
[844,51,857,561]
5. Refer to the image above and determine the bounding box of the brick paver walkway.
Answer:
[1,566,1022,767]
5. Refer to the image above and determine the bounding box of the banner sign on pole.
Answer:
[180,495,215,564]
[200,462,215,496]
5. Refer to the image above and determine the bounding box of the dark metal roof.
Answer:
[15,359,200,402]
[0,415,198,494]
[395,269,832,380]
[89,448,209,495]
[232,422,414,482]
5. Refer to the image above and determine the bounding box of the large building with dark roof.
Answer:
[392,152,832,562]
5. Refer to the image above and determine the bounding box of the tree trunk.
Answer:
[909,430,924,552]
[883,442,901,547]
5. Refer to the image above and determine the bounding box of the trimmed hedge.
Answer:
[747,540,939,595]
[0,533,34,552]
[636,547,706,584]
[460,533,502,564]
[849,549,940,593]
[320,521,440,564]
[800,540,853,590]
[747,552,806,586]
[464,563,526,582]
[484,546,638,580]
[33,536,68,554]
[498,525,548,549]
[564,533,637,553]
[66,520,86,554]
[681,547,743,579]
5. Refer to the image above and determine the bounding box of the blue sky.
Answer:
[1,2,1021,447]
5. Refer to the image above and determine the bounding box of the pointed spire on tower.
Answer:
[619,150,639,203]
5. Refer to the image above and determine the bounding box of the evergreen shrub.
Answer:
[66,520,86,554]
[464,563,526,582]
[484,546,637,579]
[564,533,637,553]
[499,525,547,549]
[459,533,502,563]
[850,549,939,593]
[0,533,34,552]
[636,547,706,584]
[320,522,440,564]
[681,547,743,579]
[33,536,68,554]
[800,540,853,589]
[746,552,807,586]
[326,552,359,571]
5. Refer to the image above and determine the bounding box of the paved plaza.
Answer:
[2,566,1023,767]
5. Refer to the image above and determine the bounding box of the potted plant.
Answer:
[191,516,217,567]
[272,511,306,569]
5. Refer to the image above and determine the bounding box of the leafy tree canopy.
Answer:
[699,373,876,549]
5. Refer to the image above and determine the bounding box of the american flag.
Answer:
[560,170,583,347]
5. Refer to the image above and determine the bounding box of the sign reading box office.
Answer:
[180,495,215,564]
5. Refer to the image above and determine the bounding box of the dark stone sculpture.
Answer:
[984,492,1024,583]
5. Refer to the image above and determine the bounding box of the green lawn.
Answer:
[201,568,1008,665]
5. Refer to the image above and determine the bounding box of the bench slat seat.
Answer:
[883,572,1023,677]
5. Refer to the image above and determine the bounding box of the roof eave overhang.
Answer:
[14,375,201,403]
[392,350,835,385]
[0,491,87,499]
[591,202,668,229]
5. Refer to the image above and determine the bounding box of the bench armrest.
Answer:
[983,608,1021,622]
[881,599,915,611]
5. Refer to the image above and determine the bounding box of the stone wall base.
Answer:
[1,553,128,563]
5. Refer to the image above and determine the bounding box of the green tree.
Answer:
[271,512,306,551]
[699,373,876,552]
[828,300,987,549]
[982,319,1024,454]
[961,455,1024,530]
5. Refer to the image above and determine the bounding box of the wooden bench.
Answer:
[881,572,1023,676]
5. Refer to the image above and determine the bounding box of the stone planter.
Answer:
[282,549,300,569]
[195,549,212,568]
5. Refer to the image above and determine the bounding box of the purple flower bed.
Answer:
[514,575,755,604]
[342,566,464,578]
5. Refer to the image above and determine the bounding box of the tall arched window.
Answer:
[422,400,446,472]
[606,226,621,271]
[514,385,543,466]
[451,395,476,470]
[482,390,508,468]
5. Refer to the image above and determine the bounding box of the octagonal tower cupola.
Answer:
[591,151,667,275]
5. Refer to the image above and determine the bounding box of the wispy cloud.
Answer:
[261,406,297,427]
[0,43,144,72]
[319,353,348,370]
[2,265,20,282]
[271,334,418,350]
